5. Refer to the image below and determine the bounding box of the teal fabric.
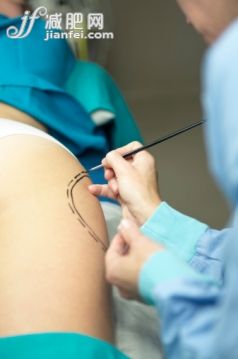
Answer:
[66,60,144,150]
[141,202,208,262]
[0,333,130,359]
[0,14,143,183]
[0,15,109,184]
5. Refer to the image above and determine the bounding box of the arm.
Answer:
[141,202,230,282]
[89,146,229,283]
[109,22,238,359]
[106,219,232,359]
[139,221,238,359]
[139,247,222,359]
[140,21,238,358]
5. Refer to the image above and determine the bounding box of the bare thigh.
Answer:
[0,135,113,342]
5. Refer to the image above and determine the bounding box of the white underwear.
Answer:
[0,118,74,157]
[0,118,122,226]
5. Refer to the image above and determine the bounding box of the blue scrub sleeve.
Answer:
[139,249,211,305]
[141,202,229,281]
[141,202,208,262]
[138,248,221,359]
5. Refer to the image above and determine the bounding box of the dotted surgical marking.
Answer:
[67,171,108,252]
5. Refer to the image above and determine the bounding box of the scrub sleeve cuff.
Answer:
[141,202,208,262]
[139,249,211,305]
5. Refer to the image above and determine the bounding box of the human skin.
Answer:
[0,0,29,17]
[89,143,164,300]
[0,103,48,132]
[105,219,164,300]
[0,1,114,342]
[90,0,238,224]
[177,0,238,44]
[0,103,114,341]
[0,133,114,342]
[89,141,162,226]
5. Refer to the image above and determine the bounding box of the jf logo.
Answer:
[7,6,47,39]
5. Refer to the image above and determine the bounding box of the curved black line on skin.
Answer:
[68,203,75,214]
[74,171,88,181]
[68,179,74,186]
[67,172,108,252]
[69,175,108,251]
[67,176,87,228]
[69,175,89,225]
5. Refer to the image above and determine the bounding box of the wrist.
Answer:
[136,198,161,225]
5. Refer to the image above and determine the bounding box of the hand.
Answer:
[105,219,164,300]
[89,141,162,226]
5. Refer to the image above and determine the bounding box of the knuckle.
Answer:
[106,270,115,284]
[105,264,116,284]
[106,150,116,161]
[132,141,142,149]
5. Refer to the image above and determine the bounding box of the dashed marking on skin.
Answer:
[67,171,108,252]
[68,203,75,214]
[68,179,74,187]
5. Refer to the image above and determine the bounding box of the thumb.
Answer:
[118,219,142,246]
[108,233,128,258]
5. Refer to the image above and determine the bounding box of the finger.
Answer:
[115,142,153,168]
[108,233,127,257]
[133,150,156,169]
[118,219,143,245]
[116,142,155,170]
[103,144,154,176]
[104,168,115,181]
[88,184,116,199]
[105,151,134,178]
[108,178,119,195]
[114,141,143,156]
[105,234,127,283]
[102,143,143,169]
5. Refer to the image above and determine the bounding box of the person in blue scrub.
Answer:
[89,0,238,357]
